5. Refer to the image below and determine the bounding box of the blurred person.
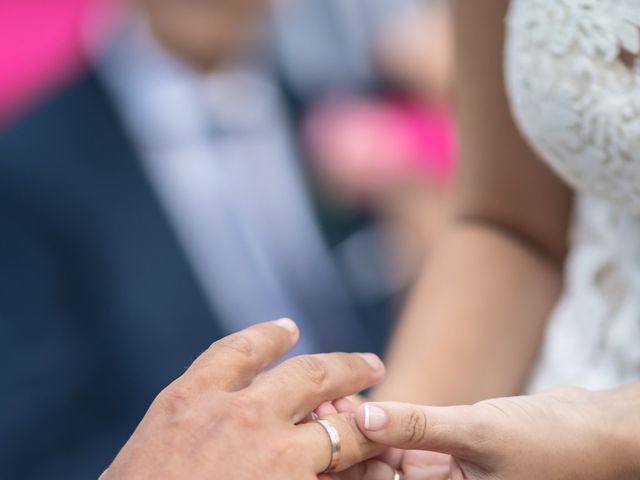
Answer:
[0,0,398,478]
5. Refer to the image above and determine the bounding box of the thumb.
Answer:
[357,402,493,458]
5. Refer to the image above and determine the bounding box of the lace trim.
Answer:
[506,0,640,212]
[505,0,640,390]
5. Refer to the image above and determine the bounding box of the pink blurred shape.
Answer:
[0,0,116,126]
[306,96,457,200]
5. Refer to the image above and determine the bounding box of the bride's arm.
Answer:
[374,0,573,405]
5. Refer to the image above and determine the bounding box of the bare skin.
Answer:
[98,6,396,475]
[324,1,640,478]
[353,385,640,480]
[101,320,386,480]
[374,0,572,408]
[102,2,640,478]
[317,385,640,480]
[133,0,266,72]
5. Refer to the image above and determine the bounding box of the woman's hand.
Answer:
[101,319,386,480]
[353,386,640,480]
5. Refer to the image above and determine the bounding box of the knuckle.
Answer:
[185,369,219,395]
[154,381,195,416]
[217,334,255,359]
[401,408,428,448]
[292,356,329,386]
[189,334,257,373]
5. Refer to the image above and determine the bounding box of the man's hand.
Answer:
[102,319,387,480]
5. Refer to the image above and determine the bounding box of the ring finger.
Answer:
[295,413,385,474]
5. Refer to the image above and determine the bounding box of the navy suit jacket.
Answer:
[0,72,392,479]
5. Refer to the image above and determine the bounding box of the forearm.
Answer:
[373,0,571,406]
[375,220,563,405]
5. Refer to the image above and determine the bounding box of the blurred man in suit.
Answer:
[0,1,397,478]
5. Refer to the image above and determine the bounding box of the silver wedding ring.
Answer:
[315,419,342,472]
[392,469,403,480]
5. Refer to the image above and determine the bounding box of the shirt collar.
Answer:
[97,16,280,148]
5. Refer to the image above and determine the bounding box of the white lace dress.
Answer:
[505,0,640,392]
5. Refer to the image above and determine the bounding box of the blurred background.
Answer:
[0,0,456,478]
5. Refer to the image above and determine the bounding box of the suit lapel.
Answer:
[75,73,223,387]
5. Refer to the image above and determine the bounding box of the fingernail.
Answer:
[358,353,383,370]
[363,404,388,431]
[272,318,298,335]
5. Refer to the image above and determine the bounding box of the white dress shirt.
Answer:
[97,21,365,356]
